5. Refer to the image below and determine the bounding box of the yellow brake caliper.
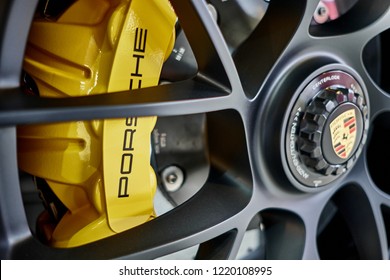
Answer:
[17,0,176,247]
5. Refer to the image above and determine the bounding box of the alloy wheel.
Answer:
[0,0,389,259]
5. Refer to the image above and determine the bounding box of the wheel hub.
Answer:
[284,67,369,189]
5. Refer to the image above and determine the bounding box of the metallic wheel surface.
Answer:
[0,0,390,259]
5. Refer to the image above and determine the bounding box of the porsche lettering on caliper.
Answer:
[17,0,176,247]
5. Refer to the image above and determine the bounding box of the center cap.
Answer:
[323,102,364,165]
[284,67,369,189]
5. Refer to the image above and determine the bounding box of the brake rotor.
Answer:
[17,0,176,248]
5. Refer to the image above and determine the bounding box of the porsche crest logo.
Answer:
[329,109,357,159]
